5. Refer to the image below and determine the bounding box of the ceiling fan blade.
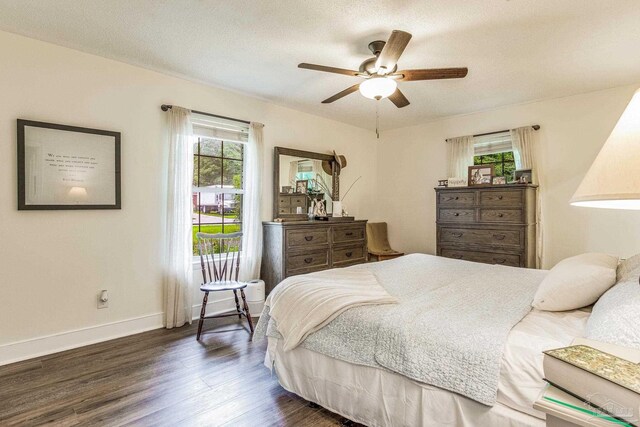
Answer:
[298,63,360,77]
[322,84,361,103]
[375,30,412,74]
[388,88,410,108]
[397,68,468,81]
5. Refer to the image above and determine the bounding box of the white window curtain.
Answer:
[288,160,298,186]
[238,122,264,281]
[164,107,194,328]
[446,135,475,178]
[311,159,323,178]
[511,126,543,268]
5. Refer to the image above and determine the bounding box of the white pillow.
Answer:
[532,253,619,311]
[616,253,640,282]
[585,279,640,349]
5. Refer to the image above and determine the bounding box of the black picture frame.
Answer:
[514,168,533,184]
[17,119,121,210]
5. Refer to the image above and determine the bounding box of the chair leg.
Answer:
[240,289,254,335]
[197,291,209,340]
[232,290,242,319]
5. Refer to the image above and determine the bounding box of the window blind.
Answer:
[192,113,249,143]
[474,131,512,155]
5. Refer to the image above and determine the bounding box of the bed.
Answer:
[255,254,591,427]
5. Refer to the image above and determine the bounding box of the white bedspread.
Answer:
[265,268,397,351]
[266,308,591,426]
[256,254,547,405]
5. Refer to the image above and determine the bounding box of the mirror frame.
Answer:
[273,146,338,220]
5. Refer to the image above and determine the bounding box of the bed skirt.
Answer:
[266,337,543,427]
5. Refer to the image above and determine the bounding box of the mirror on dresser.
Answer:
[264,147,368,294]
[273,147,337,220]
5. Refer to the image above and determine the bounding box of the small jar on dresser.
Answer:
[435,184,537,268]
[261,220,368,295]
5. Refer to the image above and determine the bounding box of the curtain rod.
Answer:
[446,125,540,142]
[160,104,251,125]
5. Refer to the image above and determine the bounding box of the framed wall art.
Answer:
[17,119,121,210]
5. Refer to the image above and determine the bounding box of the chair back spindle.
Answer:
[196,232,243,284]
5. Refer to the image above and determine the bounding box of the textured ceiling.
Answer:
[1,0,640,130]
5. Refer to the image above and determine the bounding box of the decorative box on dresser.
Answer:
[435,184,537,268]
[261,220,368,294]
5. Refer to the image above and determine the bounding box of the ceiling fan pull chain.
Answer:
[376,101,380,139]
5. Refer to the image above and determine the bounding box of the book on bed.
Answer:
[543,345,640,425]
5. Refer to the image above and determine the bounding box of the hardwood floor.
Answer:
[0,319,363,426]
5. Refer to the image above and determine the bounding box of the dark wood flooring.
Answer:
[0,319,363,426]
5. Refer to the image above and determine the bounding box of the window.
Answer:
[473,131,516,178]
[191,114,249,255]
[474,151,516,178]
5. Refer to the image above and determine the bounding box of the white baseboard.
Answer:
[0,296,263,367]
[0,312,164,366]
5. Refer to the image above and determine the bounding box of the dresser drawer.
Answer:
[286,249,330,274]
[333,225,365,243]
[289,196,307,207]
[439,227,522,247]
[279,196,291,206]
[438,191,475,206]
[333,244,365,266]
[278,206,291,215]
[438,208,475,223]
[479,209,523,223]
[440,248,521,267]
[286,228,329,248]
[479,190,523,207]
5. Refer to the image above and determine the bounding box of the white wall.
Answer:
[0,31,378,363]
[378,83,640,269]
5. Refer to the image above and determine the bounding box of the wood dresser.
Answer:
[435,184,537,268]
[261,220,368,294]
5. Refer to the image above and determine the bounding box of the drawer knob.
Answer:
[345,252,353,257]
[454,213,460,217]
[452,232,463,238]
[304,257,313,264]
[453,254,463,259]
[345,232,354,236]
[454,196,459,200]
[304,236,314,241]
[493,258,507,264]
[497,213,504,217]
[493,234,506,240]
[497,195,503,200]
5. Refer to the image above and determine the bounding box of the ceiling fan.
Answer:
[298,30,468,108]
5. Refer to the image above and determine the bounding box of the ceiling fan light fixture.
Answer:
[359,77,397,100]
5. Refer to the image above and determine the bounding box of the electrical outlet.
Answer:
[98,290,109,309]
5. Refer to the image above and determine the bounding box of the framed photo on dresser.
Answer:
[468,165,494,186]
[492,176,507,185]
[17,119,121,210]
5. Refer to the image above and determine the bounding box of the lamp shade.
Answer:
[570,88,640,209]
[359,77,397,100]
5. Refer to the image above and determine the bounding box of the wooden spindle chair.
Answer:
[196,232,254,340]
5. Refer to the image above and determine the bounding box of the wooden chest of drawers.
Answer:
[261,220,368,294]
[435,185,537,268]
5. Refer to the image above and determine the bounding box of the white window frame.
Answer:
[191,113,249,263]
